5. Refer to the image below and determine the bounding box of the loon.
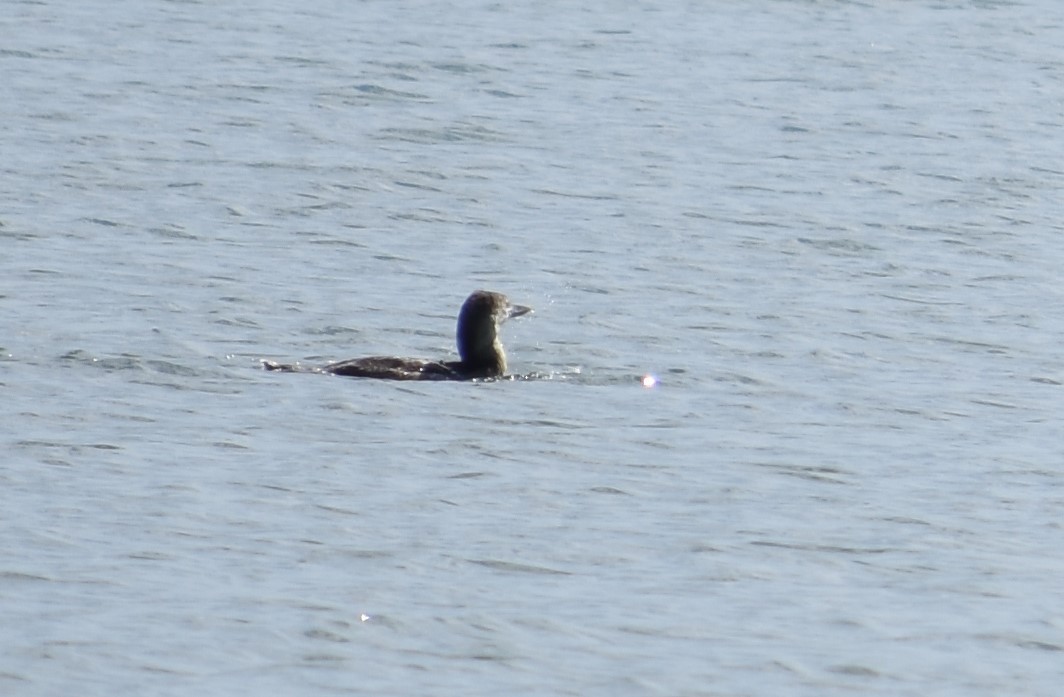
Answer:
[263,290,532,380]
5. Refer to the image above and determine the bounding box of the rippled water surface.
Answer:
[4,1,1064,695]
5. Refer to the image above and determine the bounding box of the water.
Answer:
[3,0,1064,694]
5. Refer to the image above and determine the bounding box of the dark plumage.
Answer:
[263,290,531,380]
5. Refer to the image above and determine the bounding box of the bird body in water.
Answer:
[263,290,532,380]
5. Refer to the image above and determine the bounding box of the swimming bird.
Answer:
[263,290,532,380]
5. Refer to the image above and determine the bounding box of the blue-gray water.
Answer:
[3,1,1064,695]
